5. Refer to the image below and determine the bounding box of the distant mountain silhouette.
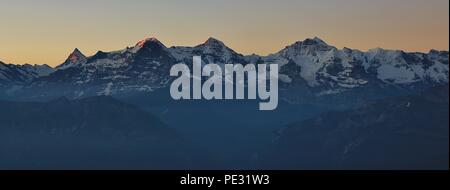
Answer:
[0,96,216,169]
[260,85,449,169]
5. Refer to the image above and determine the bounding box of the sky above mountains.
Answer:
[0,0,449,66]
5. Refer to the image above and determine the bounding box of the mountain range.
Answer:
[1,37,448,102]
[0,36,448,169]
[0,62,52,86]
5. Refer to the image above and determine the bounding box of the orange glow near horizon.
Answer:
[0,0,448,66]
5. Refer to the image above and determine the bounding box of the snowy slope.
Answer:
[169,37,247,65]
[3,37,448,100]
[1,60,54,86]
[264,37,448,97]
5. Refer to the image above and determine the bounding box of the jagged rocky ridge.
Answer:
[0,61,53,86]
[1,37,448,102]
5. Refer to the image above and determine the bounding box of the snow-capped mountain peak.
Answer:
[130,37,167,54]
[169,37,245,64]
[69,48,86,62]
[190,37,245,64]
[203,37,226,47]
[279,37,335,57]
[308,37,328,46]
[288,37,330,47]
[72,48,83,55]
[56,48,87,70]
[135,37,166,48]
